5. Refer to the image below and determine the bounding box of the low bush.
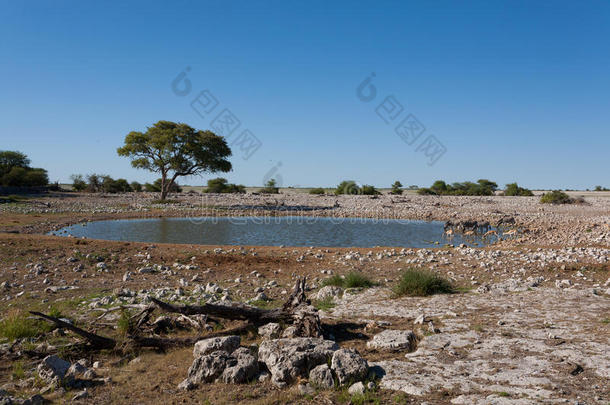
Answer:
[335,180,361,195]
[259,179,279,194]
[144,178,182,193]
[540,190,573,204]
[393,268,454,297]
[417,179,498,196]
[504,182,533,196]
[309,187,326,195]
[594,185,609,191]
[204,177,245,193]
[360,185,380,195]
[322,271,375,288]
[70,174,87,191]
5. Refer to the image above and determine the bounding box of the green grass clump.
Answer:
[393,268,454,297]
[540,190,573,204]
[0,311,51,340]
[12,361,26,380]
[322,272,375,289]
[117,310,133,336]
[313,296,336,311]
[308,187,326,195]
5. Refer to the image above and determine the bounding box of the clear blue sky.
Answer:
[2,0,609,189]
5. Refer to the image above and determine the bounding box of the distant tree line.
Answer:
[417,179,499,196]
[71,174,181,194]
[0,151,49,187]
[417,179,535,197]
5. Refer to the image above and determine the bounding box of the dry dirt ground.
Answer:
[0,191,608,404]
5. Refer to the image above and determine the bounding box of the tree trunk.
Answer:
[149,298,294,326]
[160,172,168,201]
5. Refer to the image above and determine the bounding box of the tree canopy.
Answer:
[117,121,232,199]
[0,151,48,187]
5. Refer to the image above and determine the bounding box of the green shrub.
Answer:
[145,178,182,193]
[393,268,454,297]
[259,179,279,194]
[417,179,497,196]
[204,177,245,193]
[417,187,437,195]
[335,180,361,195]
[504,182,533,196]
[1,167,48,187]
[86,174,103,192]
[130,181,143,192]
[322,271,375,288]
[309,187,326,195]
[102,177,132,193]
[594,185,609,191]
[540,190,573,204]
[390,181,403,195]
[0,151,49,187]
[70,174,87,191]
[360,185,380,195]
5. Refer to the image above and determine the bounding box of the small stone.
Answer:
[348,381,365,395]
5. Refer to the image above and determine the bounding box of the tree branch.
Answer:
[30,311,116,350]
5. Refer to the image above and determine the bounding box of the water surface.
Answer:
[50,216,489,248]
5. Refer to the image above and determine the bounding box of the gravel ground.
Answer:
[0,191,608,404]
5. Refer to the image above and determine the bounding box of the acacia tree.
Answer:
[117,121,232,200]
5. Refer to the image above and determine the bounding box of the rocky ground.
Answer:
[0,191,608,404]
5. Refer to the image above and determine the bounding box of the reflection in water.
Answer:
[50,216,494,248]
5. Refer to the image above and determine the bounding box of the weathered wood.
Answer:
[149,297,293,326]
[30,311,116,350]
[148,277,321,339]
[282,277,309,312]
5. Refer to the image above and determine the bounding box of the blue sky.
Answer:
[1,0,609,189]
